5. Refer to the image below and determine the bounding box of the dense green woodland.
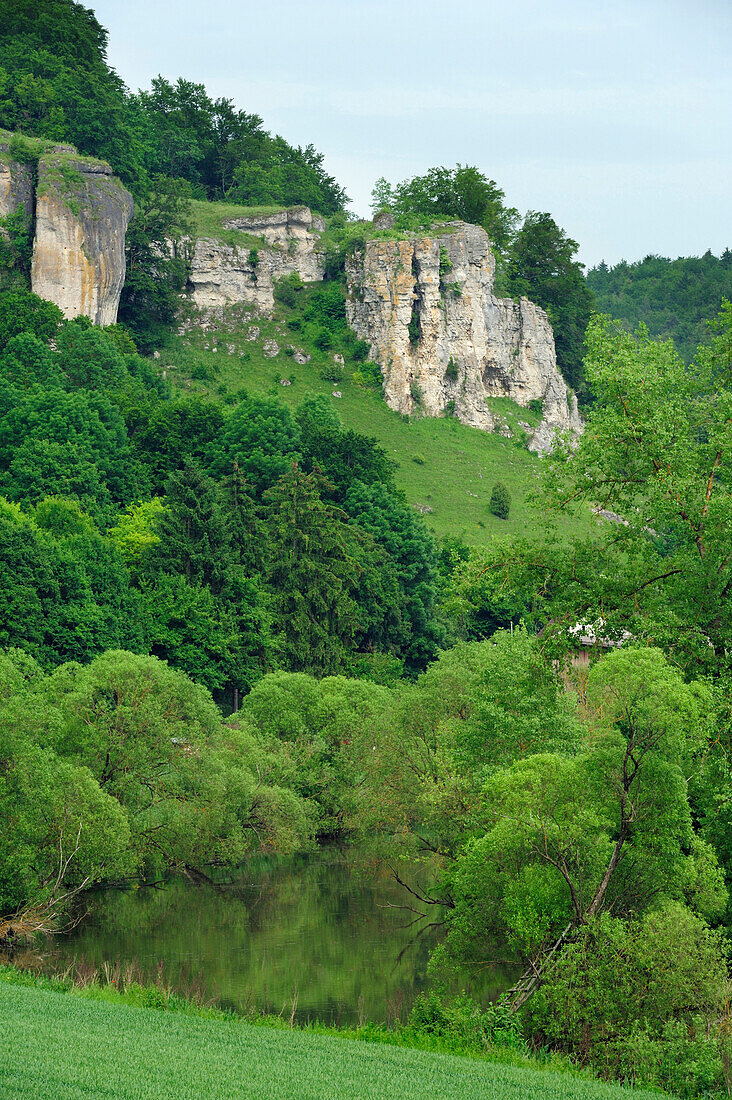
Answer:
[3,2,732,1097]
[588,250,732,362]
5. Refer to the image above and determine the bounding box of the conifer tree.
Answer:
[153,459,233,595]
[489,481,511,520]
[263,463,357,674]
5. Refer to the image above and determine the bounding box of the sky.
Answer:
[93,0,732,267]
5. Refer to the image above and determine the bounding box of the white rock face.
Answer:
[31,151,133,325]
[345,222,582,453]
[187,206,326,310]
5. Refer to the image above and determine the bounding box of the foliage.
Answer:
[262,464,359,674]
[439,646,722,965]
[489,481,511,520]
[372,166,518,258]
[0,645,315,915]
[129,75,347,211]
[587,249,732,363]
[118,175,193,352]
[543,304,732,671]
[0,288,62,349]
[239,671,390,836]
[0,207,33,285]
[527,904,730,1097]
[503,212,594,398]
[0,0,142,184]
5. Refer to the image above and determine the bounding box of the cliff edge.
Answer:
[0,133,133,325]
[187,206,326,311]
[345,222,582,454]
[32,148,133,325]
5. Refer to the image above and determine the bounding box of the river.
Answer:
[28,849,516,1025]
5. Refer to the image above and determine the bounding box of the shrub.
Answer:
[528,906,730,1097]
[191,360,217,381]
[320,363,343,383]
[489,481,511,519]
[445,357,459,382]
[408,992,526,1054]
[273,273,304,309]
[345,333,370,362]
[353,360,382,388]
[439,246,453,278]
[313,327,333,351]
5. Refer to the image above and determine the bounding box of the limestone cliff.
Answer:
[187,206,325,310]
[0,138,34,224]
[31,149,133,325]
[345,222,581,454]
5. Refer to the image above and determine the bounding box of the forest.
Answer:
[2,2,732,1098]
[588,250,732,362]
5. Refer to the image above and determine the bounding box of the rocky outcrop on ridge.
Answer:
[0,133,133,325]
[31,149,133,326]
[345,222,582,454]
[0,140,34,224]
[187,206,326,311]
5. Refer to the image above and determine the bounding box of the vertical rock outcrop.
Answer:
[0,137,34,224]
[31,149,133,325]
[345,222,582,453]
[187,206,326,310]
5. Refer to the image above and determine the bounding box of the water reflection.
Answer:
[28,850,516,1025]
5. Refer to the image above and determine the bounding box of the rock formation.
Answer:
[0,134,133,325]
[0,136,34,224]
[187,206,326,311]
[345,222,582,453]
[31,148,133,325]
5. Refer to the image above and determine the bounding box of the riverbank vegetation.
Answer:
[3,300,732,1095]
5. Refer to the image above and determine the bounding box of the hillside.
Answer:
[162,245,596,547]
[587,250,732,361]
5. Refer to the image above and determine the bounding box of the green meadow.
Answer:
[0,979,666,1100]
[165,295,596,548]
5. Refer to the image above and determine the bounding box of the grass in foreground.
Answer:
[0,969,667,1100]
[0,972,664,1100]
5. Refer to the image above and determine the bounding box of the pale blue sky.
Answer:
[93,0,731,267]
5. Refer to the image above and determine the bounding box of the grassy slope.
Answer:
[0,982,666,1100]
[189,199,283,249]
[166,293,597,549]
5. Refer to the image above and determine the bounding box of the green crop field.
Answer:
[0,982,666,1100]
[165,297,597,548]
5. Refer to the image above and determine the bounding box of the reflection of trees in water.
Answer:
[44,851,469,1024]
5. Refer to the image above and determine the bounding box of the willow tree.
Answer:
[439,648,724,975]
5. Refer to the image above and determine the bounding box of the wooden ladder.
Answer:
[507,923,575,1011]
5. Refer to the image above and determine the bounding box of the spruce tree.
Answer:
[489,481,511,520]
[153,458,233,594]
[263,463,357,674]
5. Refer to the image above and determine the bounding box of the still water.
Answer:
[41,850,515,1025]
